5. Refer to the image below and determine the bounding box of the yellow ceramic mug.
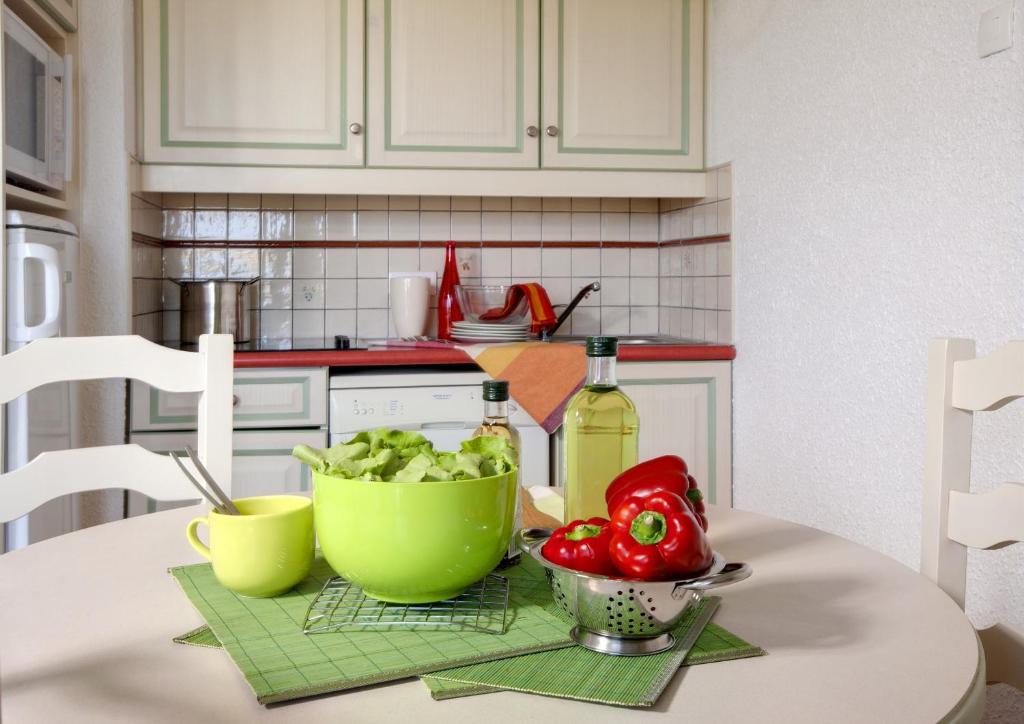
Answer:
[186,495,314,598]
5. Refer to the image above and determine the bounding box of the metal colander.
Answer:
[519,528,751,655]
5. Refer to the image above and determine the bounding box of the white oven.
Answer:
[3,7,71,193]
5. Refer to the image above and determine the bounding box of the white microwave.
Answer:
[3,7,72,193]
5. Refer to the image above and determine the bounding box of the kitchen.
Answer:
[1,1,1022,721]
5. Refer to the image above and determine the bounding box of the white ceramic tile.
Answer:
[227,248,259,279]
[692,204,706,237]
[388,248,420,275]
[571,212,601,241]
[704,203,719,236]
[261,211,293,241]
[357,195,388,210]
[325,279,357,308]
[630,248,659,277]
[419,247,445,276]
[420,211,451,241]
[163,193,194,209]
[680,277,692,307]
[704,244,718,276]
[717,242,732,275]
[600,276,630,306]
[680,247,693,277]
[571,307,601,335]
[388,195,419,210]
[194,210,227,240]
[260,310,291,341]
[630,278,659,306]
[293,310,325,341]
[704,170,719,202]
[294,194,326,211]
[659,307,671,335]
[357,210,388,240]
[325,309,357,338]
[541,212,571,241]
[691,309,705,340]
[571,278,600,307]
[600,198,629,212]
[229,194,260,210]
[692,245,706,276]
[630,198,658,213]
[718,199,732,235]
[511,197,542,211]
[540,197,570,212]
[678,308,693,338]
[542,248,571,277]
[420,196,451,211]
[357,309,389,338]
[261,280,292,309]
[227,211,259,241]
[630,213,658,242]
[451,196,481,211]
[541,276,571,306]
[260,194,292,210]
[326,194,357,210]
[162,210,194,240]
[717,277,732,311]
[162,279,181,309]
[680,208,694,239]
[717,311,732,343]
[195,248,227,279]
[659,278,674,307]
[692,277,705,308]
[357,248,388,277]
[163,310,180,341]
[600,212,629,242]
[326,211,357,240]
[510,247,541,277]
[600,248,629,276]
[357,278,389,308]
[704,309,719,342]
[481,248,511,277]
[601,307,630,335]
[294,211,326,240]
[511,212,542,241]
[659,247,672,276]
[261,249,292,279]
[482,197,512,211]
[164,248,194,279]
[482,211,512,241]
[326,248,357,278]
[451,212,482,241]
[718,166,732,200]
[571,198,601,212]
[293,280,325,309]
[630,307,659,335]
[480,276,511,288]
[293,248,325,278]
[388,211,419,241]
[570,248,600,277]
[456,248,481,277]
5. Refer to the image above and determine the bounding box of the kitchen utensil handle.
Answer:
[515,527,553,553]
[7,243,62,342]
[170,451,227,513]
[674,562,752,593]
[185,445,240,515]
[185,518,212,560]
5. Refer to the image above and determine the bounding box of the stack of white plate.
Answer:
[451,320,532,343]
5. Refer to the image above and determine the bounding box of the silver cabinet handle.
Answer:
[232,394,240,407]
[545,125,559,137]
[348,122,363,135]
[526,125,539,138]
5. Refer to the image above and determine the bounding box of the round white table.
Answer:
[0,504,984,723]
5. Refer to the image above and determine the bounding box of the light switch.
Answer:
[978,2,1014,58]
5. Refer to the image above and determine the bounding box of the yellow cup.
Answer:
[185,495,314,598]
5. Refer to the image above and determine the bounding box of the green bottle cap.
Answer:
[585,336,618,357]
[482,379,510,401]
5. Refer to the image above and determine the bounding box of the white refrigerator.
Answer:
[3,210,79,552]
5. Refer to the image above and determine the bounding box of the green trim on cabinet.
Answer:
[382,0,525,154]
[159,0,349,150]
[555,0,690,156]
[34,0,77,32]
[147,376,314,426]
[618,376,717,504]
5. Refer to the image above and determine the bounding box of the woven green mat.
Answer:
[170,554,574,704]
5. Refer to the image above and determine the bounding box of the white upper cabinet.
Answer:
[541,0,703,170]
[366,0,540,168]
[140,0,364,166]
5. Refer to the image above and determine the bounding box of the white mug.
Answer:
[390,275,431,337]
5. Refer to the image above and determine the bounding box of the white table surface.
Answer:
[0,504,983,723]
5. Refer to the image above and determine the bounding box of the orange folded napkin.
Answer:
[479,283,557,334]
[458,341,586,433]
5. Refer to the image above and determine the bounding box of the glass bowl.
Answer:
[455,285,530,325]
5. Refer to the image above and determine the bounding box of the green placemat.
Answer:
[170,554,574,705]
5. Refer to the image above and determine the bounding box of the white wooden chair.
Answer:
[922,337,1024,692]
[0,334,234,529]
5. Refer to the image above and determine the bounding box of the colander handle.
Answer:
[674,562,752,593]
[516,527,553,553]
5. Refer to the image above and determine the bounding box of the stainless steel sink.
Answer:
[555,335,709,346]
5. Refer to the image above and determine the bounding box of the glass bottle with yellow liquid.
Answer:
[563,337,639,521]
[473,380,522,563]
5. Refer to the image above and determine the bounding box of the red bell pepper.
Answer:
[542,517,617,576]
[605,455,709,532]
[608,491,713,580]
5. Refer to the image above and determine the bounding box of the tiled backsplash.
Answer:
[130,172,733,346]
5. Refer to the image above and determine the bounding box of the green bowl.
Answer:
[312,468,517,603]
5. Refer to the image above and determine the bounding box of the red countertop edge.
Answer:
[233,344,736,368]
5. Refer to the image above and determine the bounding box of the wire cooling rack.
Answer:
[302,574,510,635]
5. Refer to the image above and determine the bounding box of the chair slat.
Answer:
[947,483,1024,550]
[0,335,206,404]
[951,341,1024,412]
[0,445,202,524]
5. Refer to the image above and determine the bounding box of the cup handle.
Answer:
[186,517,212,560]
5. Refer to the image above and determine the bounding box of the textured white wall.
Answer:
[707,0,1024,630]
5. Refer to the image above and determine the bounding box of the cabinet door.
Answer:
[140,0,364,166]
[541,0,703,170]
[366,0,540,168]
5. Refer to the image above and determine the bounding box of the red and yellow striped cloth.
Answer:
[478,283,557,335]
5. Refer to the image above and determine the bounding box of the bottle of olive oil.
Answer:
[473,380,522,563]
[563,337,639,521]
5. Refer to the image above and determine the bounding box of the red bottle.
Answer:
[437,241,463,340]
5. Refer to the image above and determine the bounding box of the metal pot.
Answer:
[175,278,259,344]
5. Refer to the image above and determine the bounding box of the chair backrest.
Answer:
[0,334,234,525]
[921,337,1024,689]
